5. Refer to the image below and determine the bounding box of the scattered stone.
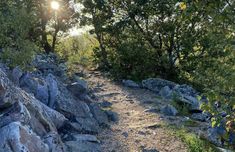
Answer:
[142,78,176,93]
[191,113,208,122]
[122,80,139,88]
[142,148,159,152]
[89,103,108,126]
[122,132,128,138]
[160,104,178,116]
[65,141,101,152]
[105,111,119,122]
[144,108,159,113]
[67,78,88,98]
[100,101,112,108]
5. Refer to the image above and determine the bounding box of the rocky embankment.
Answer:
[0,54,110,152]
[123,79,235,148]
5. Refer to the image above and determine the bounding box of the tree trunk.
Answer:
[51,27,59,52]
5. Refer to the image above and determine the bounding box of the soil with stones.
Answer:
[86,70,189,152]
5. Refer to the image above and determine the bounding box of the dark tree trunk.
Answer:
[51,27,59,52]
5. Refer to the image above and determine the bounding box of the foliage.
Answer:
[167,125,220,152]
[173,128,220,152]
[80,0,233,80]
[0,1,37,69]
[171,98,190,116]
[79,0,235,147]
[56,33,98,74]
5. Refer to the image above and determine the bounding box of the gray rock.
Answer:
[144,108,159,113]
[175,94,201,110]
[173,84,198,97]
[19,73,38,93]
[207,127,223,146]
[142,149,159,152]
[70,134,100,143]
[122,132,128,138]
[56,81,92,118]
[142,78,176,93]
[36,83,49,105]
[122,80,139,88]
[65,140,101,152]
[191,113,208,122]
[12,66,23,85]
[105,111,119,122]
[160,104,178,116]
[66,121,100,134]
[43,132,64,152]
[46,74,58,108]
[0,122,50,152]
[89,103,108,126]
[0,101,31,128]
[0,70,14,108]
[100,101,112,108]
[159,86,172,99]
[67,79,88,98]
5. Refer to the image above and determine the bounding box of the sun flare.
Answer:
[51,1,60,10]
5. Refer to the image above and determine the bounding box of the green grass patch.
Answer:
[167,125,220,152]
[171,97,191,116]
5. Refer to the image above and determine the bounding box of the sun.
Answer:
[51,1,60,10]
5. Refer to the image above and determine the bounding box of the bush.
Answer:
[0,4,37,69]
[56,33,98,74]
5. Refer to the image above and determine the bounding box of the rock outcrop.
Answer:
[0,54,108,152]
[142,78,201,111]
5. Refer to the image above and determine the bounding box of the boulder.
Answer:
[160,104,178,116]
[172,84,201,110]
[46,74,58,108]
[0,68,67,152]
[67,78,88,98]
[100,101,112,108]
[89,103,108,126]
[105,111,119,122]
[173,84,198,97]
[56,81,100,133]
[142,78,176,93]
[12,66,23,85]
[43,132,65,152]
[61,120,100,134]
[0,70,15,108]
[35,83,49,105]
[19,73,38,93]
[159,86,172,99]
[0,122,49,152]
[122,80,139,88]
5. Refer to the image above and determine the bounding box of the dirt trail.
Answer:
[86,71,188,152]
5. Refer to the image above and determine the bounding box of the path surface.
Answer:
[86,71,188,152]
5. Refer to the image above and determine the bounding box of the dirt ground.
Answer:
[86,71,189,152]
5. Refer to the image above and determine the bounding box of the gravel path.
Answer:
[86,71,188,152]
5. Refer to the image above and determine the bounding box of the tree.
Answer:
[80,0,235,146]
[0,0,37,69]
[33,0,79,53]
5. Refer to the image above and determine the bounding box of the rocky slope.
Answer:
[0,54,109,152]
